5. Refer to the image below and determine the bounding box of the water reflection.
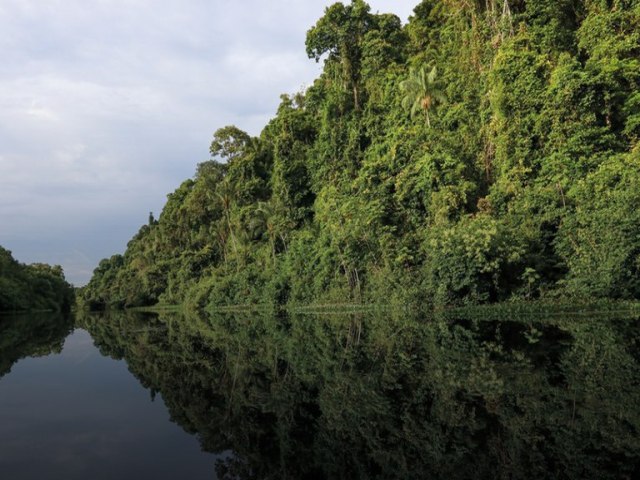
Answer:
[78,308,640,479]
[0,313,218,480]
[0,312,73,379]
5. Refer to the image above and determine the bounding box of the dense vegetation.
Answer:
[80,308,640,478]
[82,0,640,310]
[0,246,75,312]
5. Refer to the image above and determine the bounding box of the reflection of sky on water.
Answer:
[0,329,218,480]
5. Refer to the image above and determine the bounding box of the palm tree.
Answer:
[400,65,446,128]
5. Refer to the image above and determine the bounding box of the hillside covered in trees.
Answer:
[0,246,75,312]
[82,0,640,310]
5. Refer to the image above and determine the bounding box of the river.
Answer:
[1,307,638,479]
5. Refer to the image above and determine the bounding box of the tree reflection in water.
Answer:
[0,312,74,379]
[78,308,640,480]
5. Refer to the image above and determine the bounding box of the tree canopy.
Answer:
[0,246,75,312]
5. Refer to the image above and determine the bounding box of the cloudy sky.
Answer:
[0,0,418,286]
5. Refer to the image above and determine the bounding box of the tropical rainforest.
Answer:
[81,0,640,310]
[0,246,75,313]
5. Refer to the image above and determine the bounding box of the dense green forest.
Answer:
[0,246,75,312]
[81,0,640,310]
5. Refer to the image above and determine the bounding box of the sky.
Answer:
[0,0,418,286]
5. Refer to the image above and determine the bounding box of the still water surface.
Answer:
[0,313,220,479]
[1,307,639,479]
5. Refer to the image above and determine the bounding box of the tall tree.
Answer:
[306,0,374,110]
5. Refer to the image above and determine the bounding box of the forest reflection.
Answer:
[0,312,73,379]
[76,307,640,480]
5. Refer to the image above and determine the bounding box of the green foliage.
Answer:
[423,215,525,304]
[557,152,640,298]
[306,0,374,110]
[0,246,74,312]
[83,0,640,309]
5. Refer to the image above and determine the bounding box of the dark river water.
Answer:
[1,307,639,479]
